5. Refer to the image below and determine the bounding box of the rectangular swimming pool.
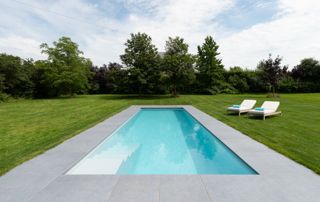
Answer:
[67,108,257,175]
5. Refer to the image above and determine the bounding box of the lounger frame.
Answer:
[248,111,282,120]
[227,108,251,116]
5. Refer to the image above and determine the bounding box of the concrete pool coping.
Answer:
[0,105,319,202]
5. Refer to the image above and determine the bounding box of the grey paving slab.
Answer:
[30,175,119,202]
[201,175,320,202]
[159,175,211,202]
[1,105,319,202]
[107,175,160,202]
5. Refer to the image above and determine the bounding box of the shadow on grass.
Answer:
[226,112,273,121]
[97,94,177,101]
[247,115,282,121]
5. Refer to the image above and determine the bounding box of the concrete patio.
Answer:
[1,105,319,202]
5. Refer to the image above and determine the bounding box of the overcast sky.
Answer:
[0,0,319,69]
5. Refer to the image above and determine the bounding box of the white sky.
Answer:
[0,0,319,69]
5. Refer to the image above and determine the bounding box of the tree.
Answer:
[36,37,92,97]
[120,32,161,95]
[291,58,320,92]
[257,54,287,96]
[196,36,224,93]
[0,53,35,97]
[225,67,249,93]
[89,65,108,94]
[0,73,4,92]
[105,62,129,93]
[162,37,195,96]
[89,62,127,94]
[246,69,266,93]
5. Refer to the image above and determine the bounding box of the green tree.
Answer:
[225,66,249,93]
[291,58,320,92]
[196,36,224,93]
[245,69,266,93]
[120,32,161,95]
[106,63,130,93]
[88,65,108,94]
[36,37,92,97]
[162,37,195,96]
[257,54,287,97]
[0,73,4,92]
[89,62,128,94]
[0,53,35,97]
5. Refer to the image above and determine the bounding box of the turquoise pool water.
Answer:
[68,108,257,174]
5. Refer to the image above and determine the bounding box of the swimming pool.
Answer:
[67,108,257,175]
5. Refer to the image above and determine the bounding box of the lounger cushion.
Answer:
[228,107,249,111]
[248,109,275,115]
[227,100,257,111]
[261,101,280,111]
[240,100,257,109]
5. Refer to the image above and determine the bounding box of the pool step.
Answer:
[67,144,139,174]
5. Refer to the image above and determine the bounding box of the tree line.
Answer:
[1,33,320,100]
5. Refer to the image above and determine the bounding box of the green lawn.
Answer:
[0,94,319,175]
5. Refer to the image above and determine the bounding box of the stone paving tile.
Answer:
[0,152,81,202]
[30,175,119,202]
[159,175,211,202]
[107,175,160,202]
[201,175,320,202]
[237,151,316,176]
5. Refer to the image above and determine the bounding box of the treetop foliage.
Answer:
[165,37,189,56]
[197,36,223,68]
[0,54,34,97]
[35,37,92,97]
[120,32,162,94]
[196,36,225,94]
[1,33,320,100]
[120,32,159,69]
[162,36,195,96]
[257,54,288,95]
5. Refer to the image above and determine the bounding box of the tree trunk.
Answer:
[171,85,178,97]
[272,85,275,97]
[138,86,142,97]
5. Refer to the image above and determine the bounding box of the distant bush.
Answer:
[0,92,9,102]
[291,58,320,93]
[0,54,35,97]
[278,76,298,93]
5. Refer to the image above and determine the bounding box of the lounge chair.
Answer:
[248,101,281,120]
[227,100,257,116]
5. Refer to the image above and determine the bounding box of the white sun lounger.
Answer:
[248,101,281,120]
[227,99,257,116]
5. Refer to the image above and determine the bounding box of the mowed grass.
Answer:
[0,94,319,175]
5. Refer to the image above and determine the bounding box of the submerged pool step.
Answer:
[67,144,139,175]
